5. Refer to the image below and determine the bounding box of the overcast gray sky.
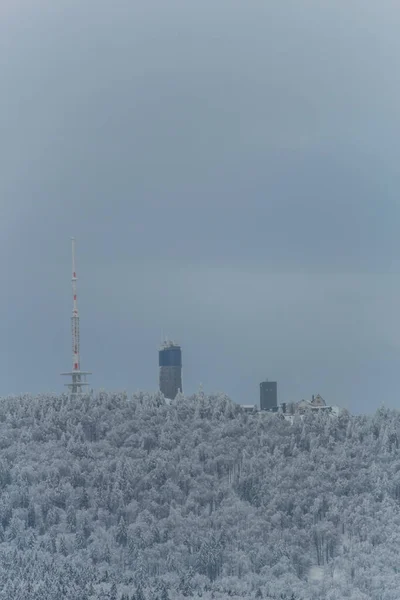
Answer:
[2,0,400,412]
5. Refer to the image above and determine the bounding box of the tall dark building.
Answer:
[260,380,277,411]
[159,341,182,400]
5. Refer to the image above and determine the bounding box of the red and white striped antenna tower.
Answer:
[61,237,91,395]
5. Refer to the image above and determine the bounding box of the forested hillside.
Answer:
[0,391,398,599]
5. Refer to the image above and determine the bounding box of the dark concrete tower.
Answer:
[260,380,277,411]
[159,341,182,400]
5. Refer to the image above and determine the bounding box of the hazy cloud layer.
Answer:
[2,0,400,411]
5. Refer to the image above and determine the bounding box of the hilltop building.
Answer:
[296,394,332,413]
[241,404,258,413]
[284,394,342,416]
[159,340,182,400]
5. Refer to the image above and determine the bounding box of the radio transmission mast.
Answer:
[61,238,91,395]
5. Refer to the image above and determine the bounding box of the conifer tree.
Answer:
[116,516,127,547]
[136,585,145,600]
[110,581,118,600]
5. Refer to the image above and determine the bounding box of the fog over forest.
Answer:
[2,3,400,598]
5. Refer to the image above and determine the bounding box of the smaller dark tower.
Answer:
[260,380,277,411]
[159,341,182,400]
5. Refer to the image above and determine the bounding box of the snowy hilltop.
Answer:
[0,391,398,599]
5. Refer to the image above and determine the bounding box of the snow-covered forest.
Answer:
[0,391,399,599]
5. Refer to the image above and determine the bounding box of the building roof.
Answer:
[159,340,181,350]
[310,394,326,407]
